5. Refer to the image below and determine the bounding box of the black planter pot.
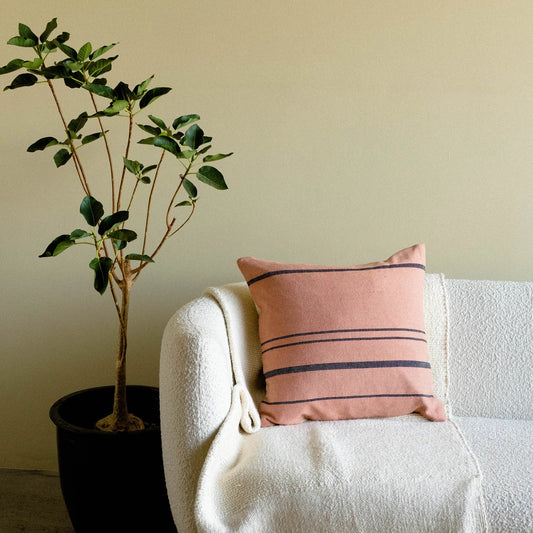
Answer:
[49,385,177,533]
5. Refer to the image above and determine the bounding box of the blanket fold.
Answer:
[196,276,488,533]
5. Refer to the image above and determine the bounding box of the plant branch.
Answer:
[140,150,166,256]
[116,111,134,210]
[132,219,175,280]
[165,159,193,229]
[102,239,124,282]
[88,90,116,210]
[126,180,140,212]
[133,160,195,280]
[71,151,86,193]
[108,275,126,331]
[131,198,196,281]
[46,79,91,196]
[169,202,196,238]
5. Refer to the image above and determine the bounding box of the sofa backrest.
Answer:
[445,278,532,420]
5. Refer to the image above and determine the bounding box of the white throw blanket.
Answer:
[193,275,488,533]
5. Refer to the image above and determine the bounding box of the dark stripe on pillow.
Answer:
[246,262,426,286]
[261,327,426,346]
[262,393,435,406]
[261,335,427,354]
[263,360,431,379]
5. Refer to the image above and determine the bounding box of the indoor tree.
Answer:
[1,18,232,431]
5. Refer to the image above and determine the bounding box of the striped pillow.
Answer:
[237,244,446,426]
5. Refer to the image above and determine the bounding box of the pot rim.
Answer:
[49,385,160,435]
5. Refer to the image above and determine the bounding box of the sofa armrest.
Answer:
[159,295,233,533]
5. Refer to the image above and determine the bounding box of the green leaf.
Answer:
[182,124,204,150]
[67,63,83,73]
[41,64,70,80]
[81,131,106,145]
[139,87,171,109]
[87,99,128,117]
[196,166,228,190]
[80,195,104,226]
[89,256,113,294]
[177,149,195,160]
[142,164,158,174]
[113,239,127,250]
[123,158,141,175]
[27,137,59,152]
[88,56,117,77]
[107,229,137,242]
[62,59,83,72]
[3,73,38,90]
[137,123,160,136]
[22,58,43,69]
[103,99,129,115]
[77,42,92,61]
[68,112,88,134]
[99,210,129,235]
[196,144,211,156]
[183,178,198,199]
[39,234,74,257]
[125,253,154,263]
[134,75,153,97]
[154,135,181,156]
[203,152,234,162]
[18,23,38,43]
[7,36,36,47]
[114,81,133,101]
[56,41,78,60]
[42,41,57,52]
[53,148,72,167]
[39,18,58,43]
[140,176,151,184]
[54,31,70,44]
[63,71,84,88]
[138,137,155,145]
[82,83,115,99]
[175,200,192,207]
[70,229,91,239]
[172,114,200,130]
[148,115,167,129]
[90,43,116,60]
[0,59,24,75]
[88,111,107,118]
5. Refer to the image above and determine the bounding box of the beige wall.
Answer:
[1,1,532,470]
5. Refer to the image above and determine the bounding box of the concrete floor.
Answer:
[0,469,74,532]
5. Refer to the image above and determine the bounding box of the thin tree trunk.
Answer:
[96,262,144,432]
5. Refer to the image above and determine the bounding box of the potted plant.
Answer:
[1,17,232,531]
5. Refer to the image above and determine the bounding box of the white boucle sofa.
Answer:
[159,276,532,533]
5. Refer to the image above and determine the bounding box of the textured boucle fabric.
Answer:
[160,296,234,533]
[189,275,487,532]
[456,417,533,532]
[446,279,533,419]
[160,276,533,532]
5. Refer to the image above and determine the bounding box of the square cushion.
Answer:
[237,244,446,426]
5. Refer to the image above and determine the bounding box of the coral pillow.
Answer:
[237,244,446,427]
